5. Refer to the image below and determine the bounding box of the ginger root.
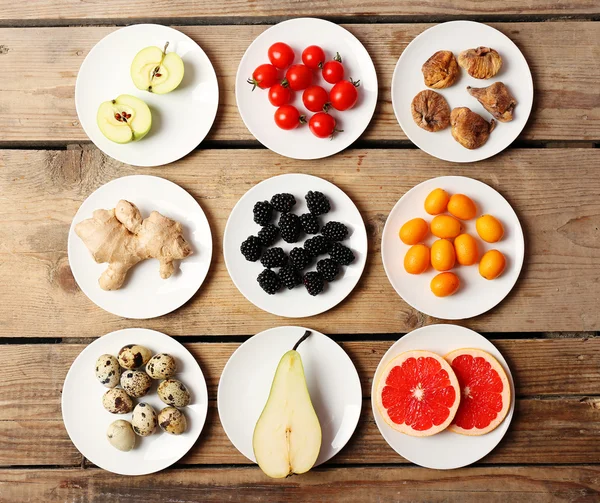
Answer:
[75,200,193,290]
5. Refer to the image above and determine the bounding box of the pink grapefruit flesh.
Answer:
[375,350,460,437]
[445,348,511,436]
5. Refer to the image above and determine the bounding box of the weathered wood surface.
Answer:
[1,148,599,336]
[0,23,598,144]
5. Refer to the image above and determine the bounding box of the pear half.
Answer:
[131,42,185,94]
[96,94,152,144]
[253,331,322,479]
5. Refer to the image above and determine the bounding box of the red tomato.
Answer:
[329,79,360,111]
[268,83,292,106]
[302,45,326,70]
[322,52,344,84]
[302,85,329,113]
[309,112,342,139]
[247,64,279,90]
[284,64,313,91]
[268,42,295,69]
[274,105,305,130]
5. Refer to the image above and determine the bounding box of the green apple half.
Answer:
[96,94,152,144]
[253,331,322,479]
[131,42,185,94]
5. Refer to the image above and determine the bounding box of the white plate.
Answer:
[218,326,362,466]
[62,328,209,476]
[372,324,515,469]
[236,18,378,159]
[392,21,533,163]
[223,173,367,317]
[68,175,212,319]
[381,176,524,320]
[76,24,219,167]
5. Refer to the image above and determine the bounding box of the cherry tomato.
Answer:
[275,105,305,130]
[247,64,279,90]
[309,112,342,139]
[268,42,295,70]
[330,79,360,111]
[302,85,329,113]
[284,64,313,91]
[268,83,292,106]
[302,45,326,70]
[322,52,344,84]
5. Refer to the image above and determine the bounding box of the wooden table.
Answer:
[0,2,599,501]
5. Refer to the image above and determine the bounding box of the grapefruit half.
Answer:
[445,348,511,436]
[375,350,460,437]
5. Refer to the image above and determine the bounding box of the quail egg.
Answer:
[146,353,177,380]
[158,406,187,435]
[131,402,157,437]
[120,369,152,398]
[157,378,190,407]
[118,344,152,370]
[107,419,136,451]
[102,388,134,414]
[95,354,121,388]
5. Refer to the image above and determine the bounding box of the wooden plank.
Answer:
[0,23,598,144]
[1,148,599,336]
[0,465,598,502]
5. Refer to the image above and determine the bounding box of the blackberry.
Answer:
[329,242,355,265]
[258,224,279,247]
[240,236,262,262]
[279,265,301,290]
[317,258,339,282]
[305,191,330,215]
[289,247,311,270]
[299,213,320,234]
[253,200,273,226]
[303,272,325,296]
[270,193,296,213]
[278,213,301,243]
[321,221,348,242]
[260,247,288,269]
[304,235,331,257]
[257,269,281,295]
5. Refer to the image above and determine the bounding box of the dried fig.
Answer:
[458,47,502,79]
[467,82,516,122]
[411,90,451,132]
[450,107,496,149]
[421,50,459,89]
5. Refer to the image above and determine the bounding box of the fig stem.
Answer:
[292,330,311,351]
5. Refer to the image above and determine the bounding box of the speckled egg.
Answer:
[118,344,152,370]
[120,369,152,398]
[95,354,121,388]
[107,419,135,451]
[102,388,134,414]
[131,402,157,437]
[158,406,187,435]
[146,353,177,380]
[157,379,190,407]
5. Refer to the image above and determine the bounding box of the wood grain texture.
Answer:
[0,23,598,144]
[1,148,599,336]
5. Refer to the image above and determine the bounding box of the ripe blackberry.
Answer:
[304,235,331,257]
[240,236,262,262]
[257,269,281,295]
[279,265,301,290]
[270,193,296,213]
[329,242,355,265]
[317,258,339,282]
[321,221,348,242]
[258,224,279,247]
[253,200,273,226]
[305,191,330,215]
[289,247,311,270]
[299,213,320,234]
[261,247,288,268]
[279,213,301,243]
[303,272,325,296]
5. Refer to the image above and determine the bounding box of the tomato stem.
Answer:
[349,77,361,87]
[299,115,307,125]
[330,128,344,140]
[247,77,261,91]
[333,52,342,63]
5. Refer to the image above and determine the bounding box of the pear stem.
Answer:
[292,330,311,351]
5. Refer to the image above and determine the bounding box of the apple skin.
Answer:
[131,45,185,94]
[96,94,152,144]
